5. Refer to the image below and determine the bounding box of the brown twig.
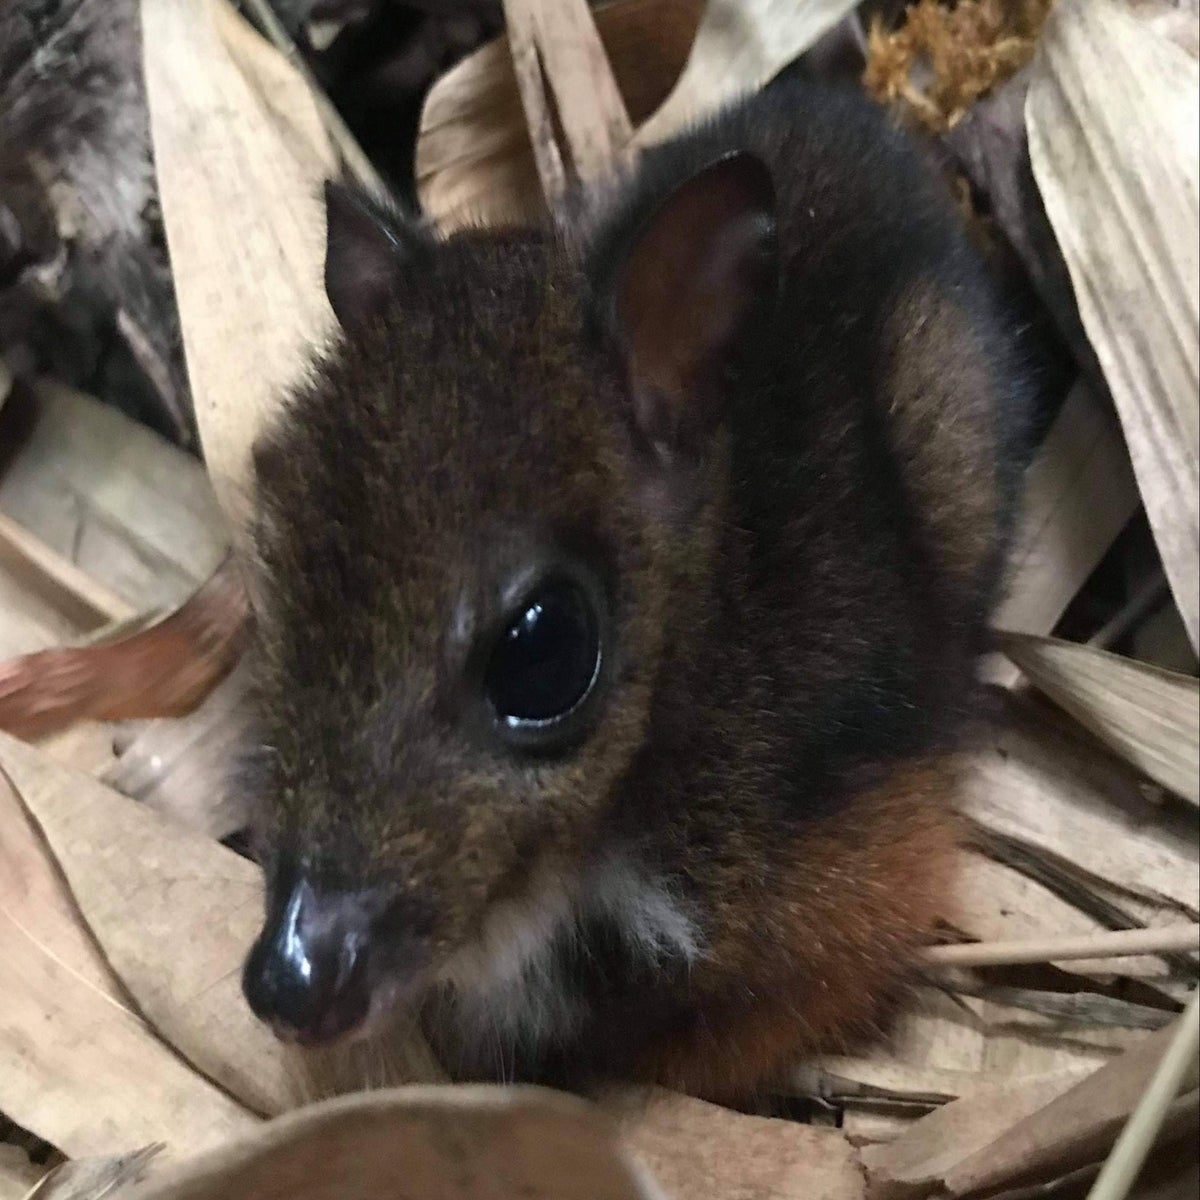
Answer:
[923,924,1200,967]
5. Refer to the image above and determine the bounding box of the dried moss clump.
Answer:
[864,0,1054,130]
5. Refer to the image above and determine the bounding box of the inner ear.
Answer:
[613,151,777,460]
[323,180,429,333]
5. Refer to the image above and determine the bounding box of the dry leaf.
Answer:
[141,0,335,537]
[999,633,1200,807]
[942,1017,1199,1196]
[860,1068,1091,1197]
[0,730,297,1117]
[0,766,256,1157]
[0,380,227,610]
[119,1086,657,1200]
[104,661,254,841]
[417,0,703,230]
[990,381,1139,672]
[633,0,864,147]
[0,556,249,741]
[960,704,1199,919]
[623,1091,864,1200]
[26,1146,163,1200]
[0,1145,41,1200]
[1027,0,1200,650]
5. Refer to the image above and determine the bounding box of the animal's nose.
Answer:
[242,878,374,1044]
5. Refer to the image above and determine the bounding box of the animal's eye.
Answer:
[485,580,601,727]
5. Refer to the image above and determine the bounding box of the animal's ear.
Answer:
[323,180,428,332]
[613,152,777,461]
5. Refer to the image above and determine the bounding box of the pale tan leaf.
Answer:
[989,380,1139,687]
[417,0,703,231]
[1027,0,1200,649]
[860,1069,1092,1198]
[26,1145,163,1200]
[960,705,1199,917]
[0,380,227,611]
[119,1087,658,1200]
[622,1091,864,1200]
[0,1145,41,1200]
[141,0,336,536]
[0,767,256,1157]
[633,0,863,148]
[0,730,297,1117]
[999,633,1200,807]
[943,1016,1199,1197]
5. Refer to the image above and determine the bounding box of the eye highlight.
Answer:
[484,580,601,730]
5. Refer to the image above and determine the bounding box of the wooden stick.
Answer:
[1087,991,1200,1200]
[502,0,633,208]
[922,924,1200,967]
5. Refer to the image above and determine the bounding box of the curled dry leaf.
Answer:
[118,1086,658,1200]
[141,0,335,537]
[0,555,250,742]
[1027,0,1200,650]
[0,764,256,1157]
[999,632,1200,807]
[632,0,864,148]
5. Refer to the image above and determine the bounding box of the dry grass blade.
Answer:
[0,766,255,1157]
[1088,991,1200,1200]
[633,0,863,148]
[1027,0,1200,650]
[999,633,1200,807]
[141,0,335,536]
[0,556,250,741]
[922,924,1200,967]
[117,1087,658,1200]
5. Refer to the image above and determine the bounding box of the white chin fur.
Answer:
[432,853,703,1073]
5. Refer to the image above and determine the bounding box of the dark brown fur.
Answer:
[241,77,1035,1095]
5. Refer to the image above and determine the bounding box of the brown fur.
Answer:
[240,76,1036,1094]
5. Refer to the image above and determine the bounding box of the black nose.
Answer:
[243,878,373,1044]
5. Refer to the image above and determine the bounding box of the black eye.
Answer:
[485,581,601,726]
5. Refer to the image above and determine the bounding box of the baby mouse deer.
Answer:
[241,76,1034,1098]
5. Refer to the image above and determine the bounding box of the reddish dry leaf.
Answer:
[0,555,249,740]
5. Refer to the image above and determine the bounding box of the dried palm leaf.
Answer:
[999,633,1200,807]
[1027,0,1200,650]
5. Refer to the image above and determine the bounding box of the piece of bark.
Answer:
[0,556,249,741]
[0,767,256,1157]
[1027,0,1200,650]
[999,633,1200,807]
